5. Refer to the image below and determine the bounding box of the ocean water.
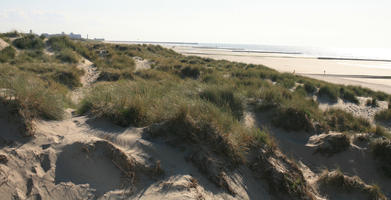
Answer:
[194,43,391,61]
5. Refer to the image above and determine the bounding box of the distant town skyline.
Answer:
[1,0,390,48]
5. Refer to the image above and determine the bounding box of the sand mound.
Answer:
[0,38,9,50]
[306,132,350,156]
[134,56,151,71]
[318,170,386,200]
[318,97,388,122]
[55,141,128,197]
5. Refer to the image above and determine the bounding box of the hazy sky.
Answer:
[1,0,390,48]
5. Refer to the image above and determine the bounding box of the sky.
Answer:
[0,0,390,48]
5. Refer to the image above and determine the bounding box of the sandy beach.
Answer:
[170,46,391,94]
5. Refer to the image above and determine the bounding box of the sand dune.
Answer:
[0,38,9,50]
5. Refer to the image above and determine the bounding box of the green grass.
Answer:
[199,86,244,120]
[0,73,66,120]
[78,80,185,126]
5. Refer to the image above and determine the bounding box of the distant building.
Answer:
[69,32,82,39]
[41,32,82,39]
[94,38,105,41]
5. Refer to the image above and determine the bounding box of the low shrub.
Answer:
[0,46,16,62]
[1,31,19,38]
[371,138,391,177]
[339,88,359,104]
[51,70,83,89]
[272,107,316,132]
[257,86,292,110]
[12,35,44,50]
[304,82,317,94]
[319,169,386,199]
[325,109,371,133]
[47,36,91,58]
[375,109,391,122]
[366,98,378,107]
[56,48,79,63]
[181,66,201,79]
[318,85,339,102]
[277,77,295,89]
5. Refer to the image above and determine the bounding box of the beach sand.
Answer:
[170,46,391,94]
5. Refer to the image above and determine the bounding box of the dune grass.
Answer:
[325,109,371,133]
[12,34,44,50]
[199,86,244,120]
[0,73,67,120]
[375,109,391,123]
[371,138,391,177]
[78,79,275,163]
[0,46,16,63]
[55,48,80,63]
[318,85,339,102]
[47,36,91,58]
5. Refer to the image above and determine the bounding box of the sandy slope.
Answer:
[318,97,388,122]
[0,38,9,50]
[252,110,391,198]
[0,106,274,199]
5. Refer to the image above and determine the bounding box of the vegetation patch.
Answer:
[318,85,339,102]
[303,82,317,94]
[339,88,359,104]
[318,169,386,200]
[325,109,371,133]
[13,35,44,50]
[371,138,391,177]
[56,48,80,63]
[0,46,16,63]
[47,36,91,58]
[366,98,379,107]
[200,87,244,120]
[375,109,391,123]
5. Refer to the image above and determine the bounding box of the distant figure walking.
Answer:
[324,69,326,77]
[293,69,295,75]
